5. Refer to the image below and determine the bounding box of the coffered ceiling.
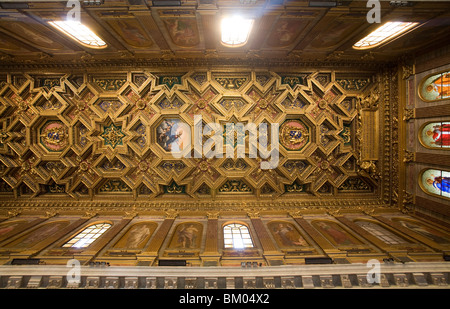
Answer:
[0,66,393,210]
[0,1,447,213]
[0,0,449,67]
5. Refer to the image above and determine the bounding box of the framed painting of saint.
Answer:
[267,221,309,248]
[312,220,362,246]
[393,218,450,244]
[3,221,69,248]
[0,221,26,238]
[112,222,157,249]
[168,222,203,249]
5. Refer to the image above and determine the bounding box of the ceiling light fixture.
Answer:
[308,1,340,7]
[0,2,29,9]
[221,16,254,48]
[152,0,182,6]
[82,0,104,5]
[353,21,419,50]
[48,20,107,49]
[389,1,413,7]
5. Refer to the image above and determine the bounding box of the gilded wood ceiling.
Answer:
[0,0,448,67]
[0,68,396,211]
[0,0,431,211]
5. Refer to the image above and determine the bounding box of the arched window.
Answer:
[419,121,450,149]
[420,169,450,200]
[355,220,407,245]
[419,70,450,102]
[223,223,254,249]
[62,223,111,248]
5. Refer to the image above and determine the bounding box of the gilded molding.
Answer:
[247,212,261,219]
[44,211,58,218]
[0,199,388,214]
[402,64,415,80]
[403,150,415,163]
[358,87,380,110]
[165,210,178,219]
[403,108,415,121]
[326,209,342,217]
[124,211,139,219]
[6,211,20,218]
[81,212,98,219]
[401,191,415,214]
[288,211,303,219]
[0,58,388,73]
[207,212,220,219]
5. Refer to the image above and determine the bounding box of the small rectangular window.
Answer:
[48,20,107,49]
[221,16,254,47]
[353,21,419,50]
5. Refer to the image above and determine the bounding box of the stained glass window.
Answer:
[355,220,407,245]
[223,223,254,249]
[419,121,450,149]
[48,20,107,49]
[419,71,450,102]
[62,223,111,248]
[420,169,450,199]
[353,21,419,50]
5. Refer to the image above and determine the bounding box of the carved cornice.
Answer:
[0,57,390,73]
[0,199,388,214]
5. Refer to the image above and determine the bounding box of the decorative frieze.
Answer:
[0,264,448,289]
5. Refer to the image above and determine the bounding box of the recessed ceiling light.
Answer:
[152,0,181,6]
[353,21,419,50]
[308,1,338,7]
[221,16,254,48]
[0,3,29,9]
[48,20,107,49]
